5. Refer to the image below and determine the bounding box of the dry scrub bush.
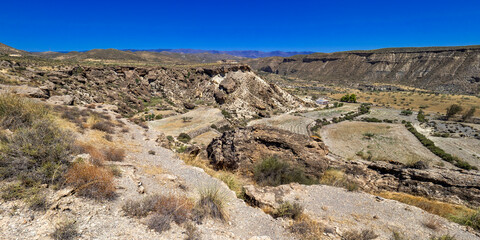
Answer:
[288,215,324,240]
[123,194,194,233]
[424,217,442,231]
[320,168,359,191]
[103,147,125,162]
[65,162,115,200]
[52,220,79,240]
[76,143,106,165]
[0,93,50,130]
[253,156,316,187]
[342,229,378,240]
[194,186,228,222]
[0,119,74,184]
[272,201,304,220]
[147,213,173,233]
[92,121,115,133]
[185,221,201,240]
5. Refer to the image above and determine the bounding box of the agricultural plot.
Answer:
[360,107,418,122]
[192,130,221,146]
[428,136,480,169]
[320,121,446,166]
[301,103,358,120]
[148,107,224,138]
[248,113,313,135]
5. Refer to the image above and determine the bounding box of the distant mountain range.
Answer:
[123,49,315,58]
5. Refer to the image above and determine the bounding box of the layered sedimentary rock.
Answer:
[248,46,480,94]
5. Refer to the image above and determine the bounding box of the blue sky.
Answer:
[1,0,479,52]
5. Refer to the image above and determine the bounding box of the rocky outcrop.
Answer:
[208,125,480,207]
[243,183,479,240]
[0,61,310,118]
[248,45,480,95]
[207,125,329,179]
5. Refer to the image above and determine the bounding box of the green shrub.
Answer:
[221,109,232,119]
[340,94,357,103]
[400,109,413,116]
[177,133,191,143]
[417,109,427,123]
[446,104,463,119]
[253,156,316,186]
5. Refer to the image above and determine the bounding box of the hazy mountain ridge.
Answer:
[124,48,315,58]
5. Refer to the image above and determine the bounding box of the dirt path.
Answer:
[120,118,294,239]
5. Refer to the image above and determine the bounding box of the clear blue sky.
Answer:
[1,0,479,52]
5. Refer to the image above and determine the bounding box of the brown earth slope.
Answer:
[247,45,480,95]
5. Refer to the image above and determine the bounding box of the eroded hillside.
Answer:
[247,46,480,95]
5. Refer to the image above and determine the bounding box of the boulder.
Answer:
[219,76,237,94]
[47,95,74,105]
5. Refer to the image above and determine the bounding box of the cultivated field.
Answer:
[429,136,480,169]
[320,121,445,166]
[149,107,224,138]
[301,103,358,120]
[360,107,418,122]
[248,113,313,135]
[327,90,480,118]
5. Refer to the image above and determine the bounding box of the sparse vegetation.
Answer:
[193,186,228,222]
[320,168,358,191]
[178,133,192,143]
[404,122,476,170]
[288,215,324,240]
[92,121,115,133]
[446,104,463,120]
[103,147,125,162]
[52,220,79,240]
[340,94,357,103]
[272,201,304,220]
[253,156,316,186]
[400,109,413,116]
[342,229,378,240]
[65,161,115,199]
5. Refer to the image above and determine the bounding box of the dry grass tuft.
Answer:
[52,220,79,240]
[342,229,378,240]
[76,143,106,165]
[65,162,115,200]
[194,186,228,222]
[424,217,442,231]
[377,191,475,220]
[92,121,115,134]
[103,147,126,162]
[288,215,324,240]
[272,201,304,220]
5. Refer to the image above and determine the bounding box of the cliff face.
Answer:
[247,46,480,94]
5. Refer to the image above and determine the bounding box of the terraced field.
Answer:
[301,103,358,120]
[248,114,313,135]
[320,121,446,166]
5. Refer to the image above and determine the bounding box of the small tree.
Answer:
[446,104,463,120]
[462,107,476,122]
